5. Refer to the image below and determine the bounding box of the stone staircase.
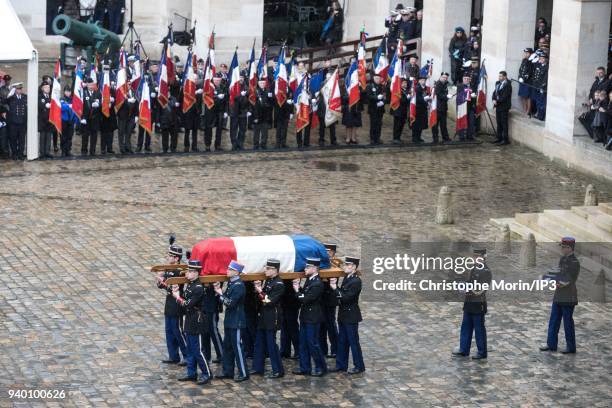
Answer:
[491,203,612,302]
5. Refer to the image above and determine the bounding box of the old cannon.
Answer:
[52,14,122,65]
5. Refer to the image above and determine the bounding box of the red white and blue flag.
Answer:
[409,79,417,125]
[456,86,471,131]
[72,68,84,120]
[294,76,310,132]
[138,79,152,135]
[158,45,169,108]
[130,45,142,93]
[476,61,487,116]
[190,234,331,275]
[115,48,129,112]
[345,60,360,108]
[321,68,342,126]
[257,46,268,82]
[101,68,111,118]
[373,37,389,83]
[203,32,216,109]
[357,28,367,90]
[228,49,241,108]
[248,42,258,105]
[274,46,288,106]
[389,41,403,111]
[429,83,438,128]
[49,59,63,135]
[287,54,298,93]
[182,51,197,113]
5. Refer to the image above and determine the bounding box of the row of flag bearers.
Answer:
[157,241,365,384]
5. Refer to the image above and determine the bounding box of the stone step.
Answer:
[489,217,553,242]
[542,210,612,242]
[599,202,612,216]
[571,205,612,233]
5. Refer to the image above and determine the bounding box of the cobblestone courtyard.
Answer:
[0,143,611,407]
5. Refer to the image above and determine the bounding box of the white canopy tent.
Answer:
[0,0,39,160]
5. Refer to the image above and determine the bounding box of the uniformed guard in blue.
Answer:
[156,237,188,366]
[292,257,328,376]
[319,243,340,359]
[200,282,224,364]
[172,260,212,384]
[329,256,365,374]
[452,248,492,360]
[540,237,580,354]
[251,259,286,378]
[214,261,249,382]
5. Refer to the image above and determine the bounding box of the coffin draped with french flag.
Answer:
[191,234,331,275]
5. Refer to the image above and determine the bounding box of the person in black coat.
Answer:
[99,85,118,155]
[60,85,79,157]
[367,73,386,145]
[81,78,102,155]
[172,260,212,384]
[274,87,293,149]
[588,67,611,104]
[411,75,429,143]
[116,86,138,154]
[391,78,410,144]
[181,82,202,152]
[252,79,273,149]
[492,71,513,145]
[320,1,344,47]
[534,18,550,48]
[517,48,534,115]
[210,74,228,151]
[251,259,285,378]
[432,72,451,143]
[590,90,609,144]
[160,94,180,152]
[340,77,362,144]
[280,279,300,359]
[0,104,8,159]
[292,258,327,376]
[328,256,364,374]
[229,72,250,150]
[38,83,54,159]
[6,83,28,160]
[531,52,549,121]
[448,27,468,85]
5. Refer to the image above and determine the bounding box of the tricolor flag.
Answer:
[130,45,142,93]
[158,45,169,108]
[138,79,152,134]
[373,37,389,83]
[425,60,433,95]
[345,60,360,108]
[49,59,62,135]
[409,79,417,126]
[389,42,403,111]
[101,68,111,118]
[257,46,268,82]
[321,67,342,127]
[248,42,258,105]
[476,61,487,116]
[309,70,324,129]
[182,51,197,113]
[164,25,175,85]
[190,234,331,276]
[203,32,216,110]
[294,76,310,133]
[357,28,367,90]
[287,54,298,94]
[115,48,129,112]
[456,86,471,131]
[72,68,84,120]
[274,46,288,106]
[89,63,98,87]
[429,82,438,128]
[228,49,241,108]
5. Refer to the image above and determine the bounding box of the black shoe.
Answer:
[452,349,468,357]
[197,377,210,385]
[53,146,59,153]
[292,369,309,375]
[107,150,115,154]
[135,148,142,153]
[310,370,325,377]
[211,358,221,364]
[327,367,344,373]
[178,376,197,382]
[215,373,233,379]
[539,345,556,352]
[490,139,503,144]
[290,355,299,360]
[45,154,53,159]
[260,146,267,150]
[560,349,576,354]
[471,355,487,360]
[161,359,180,364]
[178,361,187,366]
[267,372,284,379]
[144,148,152,153]
[330,141,338,146]
[249,370,263,376]
[234,376,248,383]
[326,354,336,358]
[348,367,365,374]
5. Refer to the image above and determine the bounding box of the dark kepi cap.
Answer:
[560,237,575,248]
[323,243,337,252]
[168,244,183,257]
[523,47,534,53]
[305,258,321,267]
[188,260,202,270]
[344,256,360,267]
[228,260,245,273]
[84,77,94,84]
[240,69,248,78]
[266,259,281,270]
[214,72,223,78]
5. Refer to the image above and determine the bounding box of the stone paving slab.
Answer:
[0,142,610,407]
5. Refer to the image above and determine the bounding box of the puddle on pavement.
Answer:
[313,161,360,172]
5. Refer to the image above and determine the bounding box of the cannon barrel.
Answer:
[52,14,121,56]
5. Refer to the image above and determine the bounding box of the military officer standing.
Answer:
[531,51,549,121]
[452,248,492,360]
[411,73,429,144]
[38,82,54,159]
[280,278,300,359]
[432,72,451,143]
[292,258,328,376]
[320,243,339,358]
[391,78,410,144]
[214,261,249,382]
[6,83,27,160]
[81,77,102,155]
[251,259,285,378]
[492,71,512,145]
[229,71,250,151]
[252,79,273,149]
[156,240,187,366]
[172,260,212,384]
[540,237,580,354]
[329,256,365,374]
[200,282,224,364]
[367,73,386,145]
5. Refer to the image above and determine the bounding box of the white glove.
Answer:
[240,91,247,96]
[110,97,115,103]
[121,7,125,13]
[253,118,259,123]
[377,94,384,100]
[195,89,203,95]
[287,99,293,105]
[135,116,139,123]
[424,96,431,101]
[518,78,524,83]
[223,112,228,119]
[311,98,317,104]
[0,122,5,129]
[92,101,99,108]
[540,89,544,94]
[69,104,72,108]
[128,97,136,103]
[290,114,294,120]
[409,77,414,81]
[471,93,477,98]
[217,93,225,100]
[377,101,384,107]
[45,103,51,109]
[267,92,273,98]
[150,92,157,98]
[155,86,159,92]
[447,93,453,99]
[246,111,252,117]
[81,119,87,124]
[174,102,180,107]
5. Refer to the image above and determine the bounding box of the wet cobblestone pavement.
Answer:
[0,139,611,407]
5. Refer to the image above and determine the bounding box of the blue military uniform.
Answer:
[333,256,365,374]
[200,283,224,363]
[280,279,300,358]
[218,261,249,381]
[531,51,548,121]
[454,249,492,359]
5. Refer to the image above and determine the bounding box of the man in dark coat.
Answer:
[81,78,101,155]
[391,78,410,144]
[411,74,429,143]
[367,73,386,145]
[229,72,250,150]
[432,72,451,143]
[6,83,27,160]
[38,83,54,159]
[492,71,513,145]
[252,79,273,149]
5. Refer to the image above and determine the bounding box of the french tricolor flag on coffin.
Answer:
[190,235,331,275]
